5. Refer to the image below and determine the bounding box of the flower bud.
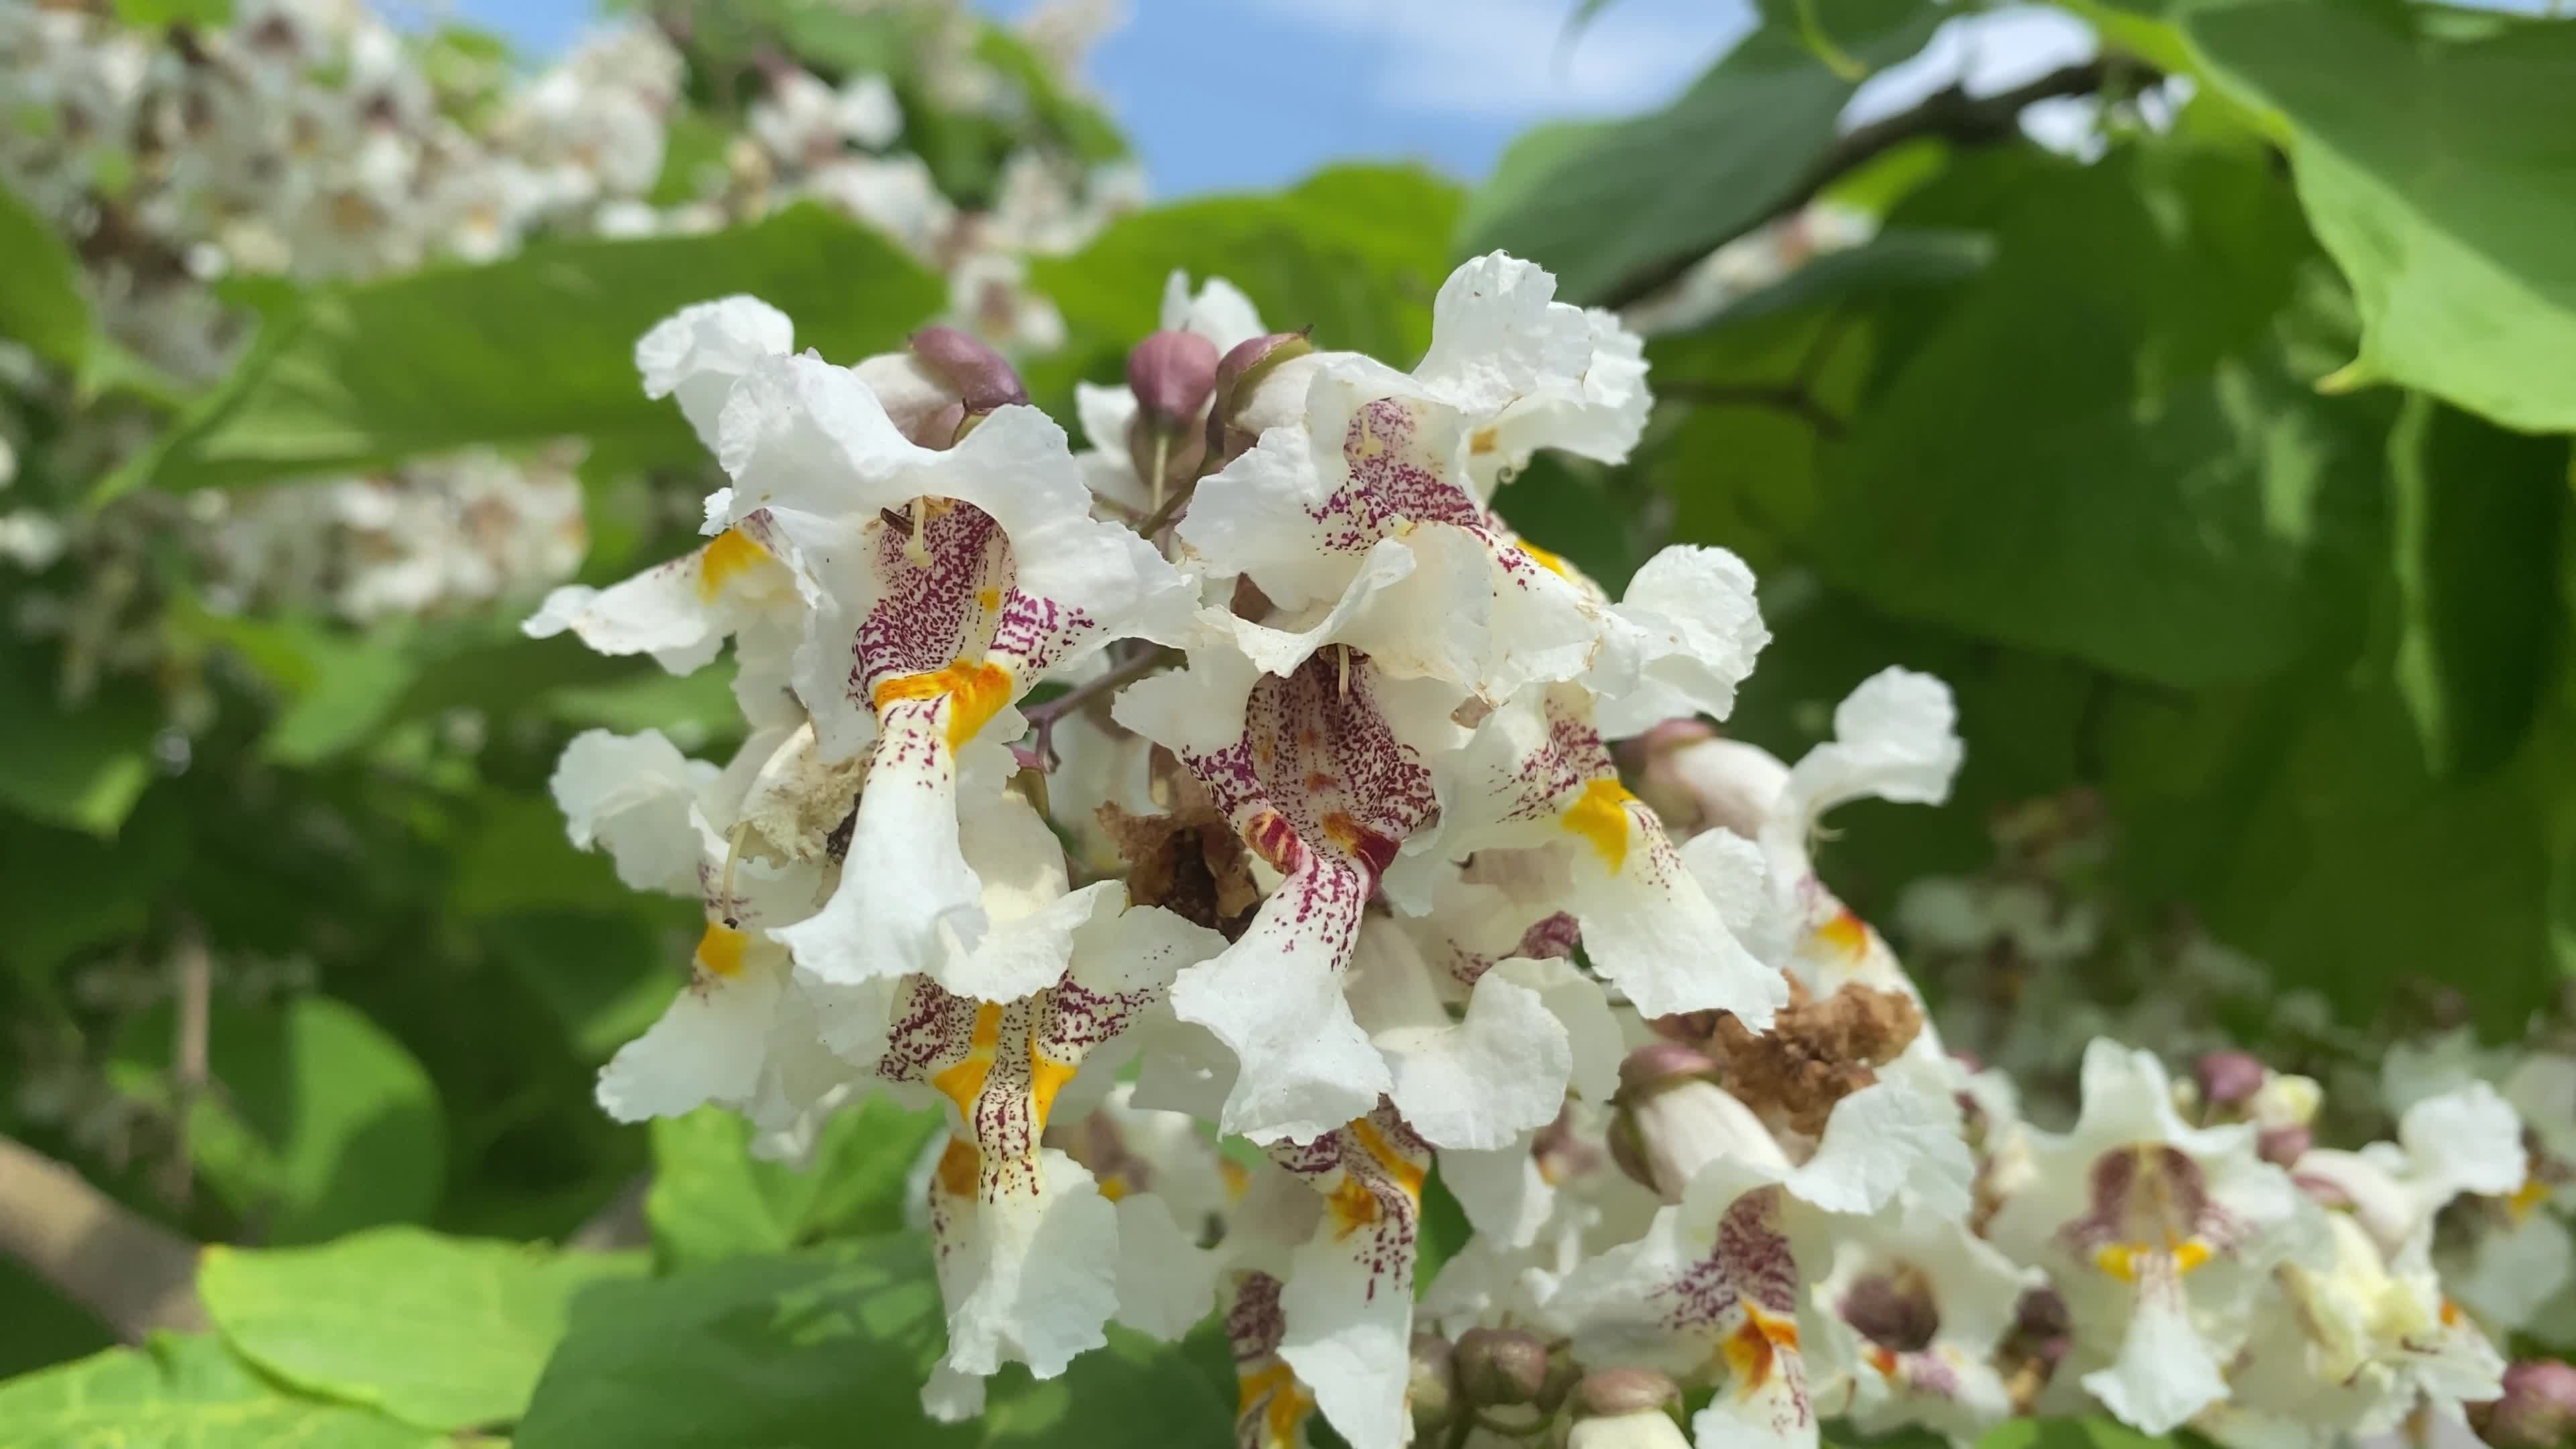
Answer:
[1616,1072,1785,1203]
[1406,1332,1457,1436]
[1574,1367,1681,1419]
[1568,1407,1693,1449]
[1454,1326,1549,1407]
[1618,1040,1721,1098]
[2484,1358,2576,1446]
[1127,329,1220,427]
[908,325,1028,414]
[2194,1050,2267,1109]
[1203,331,1315,465]
[2257,1123,2311,1168]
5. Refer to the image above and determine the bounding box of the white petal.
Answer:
[635,295,793,451]
[1414,252,1593,419]
[775,711,983,986]
[2399,1080,2527,1203]
[1167,888,1391,1144]
[1377,966,1571,1151]
[1594,544,1769,735]
[1111,1193,1219,1340]
[934,1148,1121,1379]
[2080,1258,2226,1436]
[551,727,716,896]
[1775,668,1962,849]
[596,961,784,1122]
[1491,956,1621,1104]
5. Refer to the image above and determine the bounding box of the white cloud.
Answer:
[1243,0,1751,120]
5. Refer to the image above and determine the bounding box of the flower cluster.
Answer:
[542,256,2574,1449]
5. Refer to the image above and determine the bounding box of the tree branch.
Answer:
[1607,58,2118,311]
[0,1135,207,1341]
[1656,380,1848,439]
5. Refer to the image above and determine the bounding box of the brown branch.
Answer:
[566,1174,653,1253]
[0,1135,207,1341]
[1605,58,2119,311]
[161,925,212,1210]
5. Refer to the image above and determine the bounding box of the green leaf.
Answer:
[1026,164,1463,416]
[2388,393,2569,780]
[1666,227,1995,335]
[111,0,233,24]
[1974,1414,2185,1449]
[0,638,159,837]
[645,1099,943,1269]
[515,1236,1233,1448]
[1658,141,2381,689]
[110,996,445,1243]
[198,1227,647,1433]
[119,204,944,496]
[0,176,91,372]
[0,1334,435,1448]
[2187,3,2576,431]
[1460,0,1941,305]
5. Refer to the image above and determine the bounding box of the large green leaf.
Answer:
[1025,164,1462,415]
[645,1099,943,1269]
[119,203,944,495]
[0,638,160,837]
[109,996,445,1243]
[198,1228,646,1432]
[1656,141,2381,689]
[1974,1417,2179,1449]
[0,178,89,372]
[2187,3,2576,432]
[2387,394,2569,780]
[0,1334,435,1448]
[515,1236,1232,1448]
[1458,0,1941,306]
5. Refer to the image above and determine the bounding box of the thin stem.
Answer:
[0,1135,207,1341]
[1657,380,1849,439]
[162,924,211,1210]
[1021,647,1172,770]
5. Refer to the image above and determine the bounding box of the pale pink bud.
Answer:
[2195,1050,2267,1108]
[908,325,1026,413]
[1126,329,1220,427]
[2485,1359,2576,1446]
[1454,1327,1549,1407]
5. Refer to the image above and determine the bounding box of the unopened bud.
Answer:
[1616,1073,1785,1203]
[1569,1408,1692,1449]
[1407,1332,1456,1434]
[1623,718,1717,829]
[1204,331,1315,464]
[2194,1051,2267,1109]
[909,325,1027,413]
[1617,1041,1721,1099]
[1127,329,1220,426]
[2257,1124,2312,1168]
[2485,1358,2576,1446]
[1454,1327,1549,1407]
[1574,1367,1680,1419]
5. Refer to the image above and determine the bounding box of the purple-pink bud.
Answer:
[908,326,1027,413]
[1618,1041,1721,1099]
[1126,330,1220,427]
[2486,1358,2576,1446]
[1204,330,1314,459]
[2194,1050,2267,1108]
[2257,1124,2312,1168]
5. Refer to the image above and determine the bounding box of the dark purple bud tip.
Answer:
[2194,1050,2267,1108]
[1454,1327,1550,1407]
[2488,1358,2576,1446]
[1574,1368,1680,1419]
[909,326,1027,412]
[1126,330,1220,426]
[1619,1041,1721,1099]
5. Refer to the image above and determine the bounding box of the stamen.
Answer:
[904,496,932,567]
[716,819,752,928]
[1148,431,1171,512]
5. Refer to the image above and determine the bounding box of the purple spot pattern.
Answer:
[1169,650,1438,993]
[1264,1101,1431,1306]
[879,971,1160,1208]
[2058,1144,2244,1265]
[1640,1187,1812,1434]
[1228,1271,1289,1363]
[845,499,1100,710]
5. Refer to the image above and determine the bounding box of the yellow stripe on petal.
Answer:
[1813,907,1871,961]
[874,658,1016,752]
[1719,1299,1800,1393]
[1515,539,1573,579]
[934,1135,980,1198]
[1560,777,1639,874]
[2509,1175,2552,1222]
[1349,1117,1428,1204]
[932,1002,1004,1113]
[694,922,749,979]
[1028,1033,1079,1135]
[696,527,769,600]
[1237,1362,1313,1449]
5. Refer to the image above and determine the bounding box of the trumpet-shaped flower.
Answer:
[1985,1040,2324,1437]
[1112,636,1452,1142]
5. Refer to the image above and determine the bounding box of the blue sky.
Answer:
[450,0,1763,197]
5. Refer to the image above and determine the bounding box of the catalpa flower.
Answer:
[1985,1040,2324,1438]
[1225,1270,1319,1449]
[1395,681,1784,1026]
[1179,255,1664,700]
[1075,271,1266,514]
[1638,668,1962,1028]
[1552,1059,1974,1449]
[1805,1207,2038,1446]
[684,346,1189,995]
[871,899,1226,1417]
[1112,633,1452,1142]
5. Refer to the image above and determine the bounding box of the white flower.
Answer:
[1112,635,1454,1142]
[1986,1040,2324,1437]
[1806,1207,2039,1446]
